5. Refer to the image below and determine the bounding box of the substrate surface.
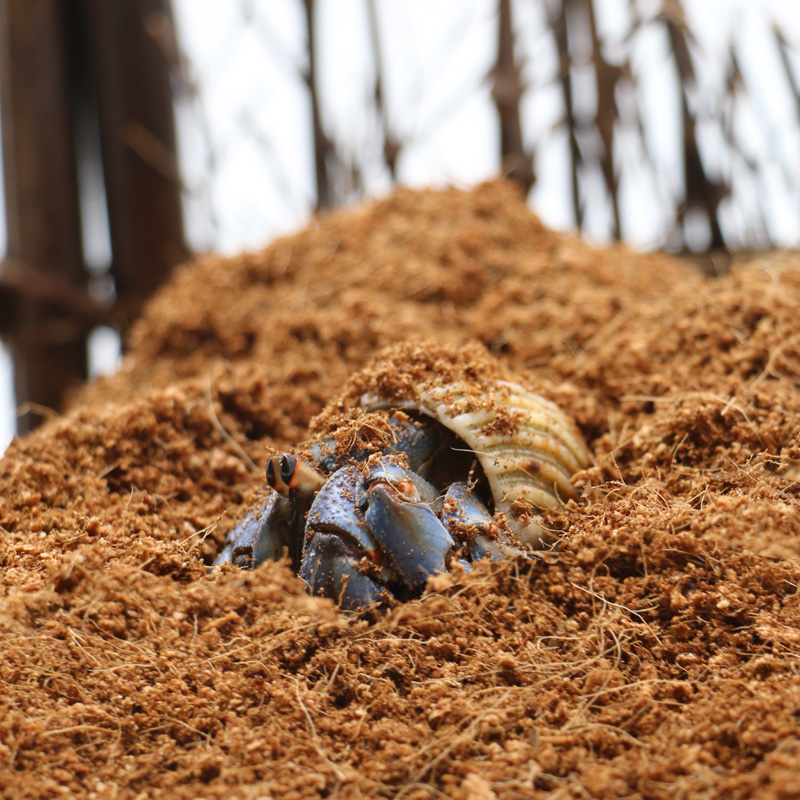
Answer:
[2,181,800,799]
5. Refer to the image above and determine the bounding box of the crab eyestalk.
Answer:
[265,454,326,569]
[267,454,326,498]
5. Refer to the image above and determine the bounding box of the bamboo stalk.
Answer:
[659,0,726,248]
[585,0,621,238]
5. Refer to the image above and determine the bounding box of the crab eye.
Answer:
[281,455,298,484]
[267,454,324,498]
[266,459,277,489]
[267,455,294,496]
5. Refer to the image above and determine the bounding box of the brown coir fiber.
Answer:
[2,180,800,799]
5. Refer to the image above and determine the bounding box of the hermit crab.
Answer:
[215,346,590,610]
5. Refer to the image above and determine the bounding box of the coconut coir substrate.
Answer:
[2,180,800,799]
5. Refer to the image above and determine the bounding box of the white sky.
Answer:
[2,0,799,454]
[174,0,800,253]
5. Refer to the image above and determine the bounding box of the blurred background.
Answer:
[0,0,798,454]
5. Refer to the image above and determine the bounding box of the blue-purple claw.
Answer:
[298,460,454,603]
[362,461,455,591]
[300,464,393,608]
[305,466,381,556]
[300,533,387,610]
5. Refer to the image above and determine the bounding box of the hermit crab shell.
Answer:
[360,378,591,547]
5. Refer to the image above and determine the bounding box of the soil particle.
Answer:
[2,180,800,798]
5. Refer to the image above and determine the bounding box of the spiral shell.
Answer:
[358,368,591,547]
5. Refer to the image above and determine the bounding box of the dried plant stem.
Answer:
[301,0,333,209]
[550,0,582,229]
[492,0,534,193]
[366,0,400,178]
[660,0,726,248]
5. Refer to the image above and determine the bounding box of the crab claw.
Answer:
[304,466,387,564]
[301,533,387,611]
[301,465,391,609]
[361,461,455,591]
[214,491,292,570]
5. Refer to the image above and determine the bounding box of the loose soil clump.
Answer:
[2,180,800,799]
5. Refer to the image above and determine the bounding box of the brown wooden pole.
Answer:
[79,0,187,307]
[0,0,87,433]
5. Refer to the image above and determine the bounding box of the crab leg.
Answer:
[440,482,528,562]
[214,491,292,570]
